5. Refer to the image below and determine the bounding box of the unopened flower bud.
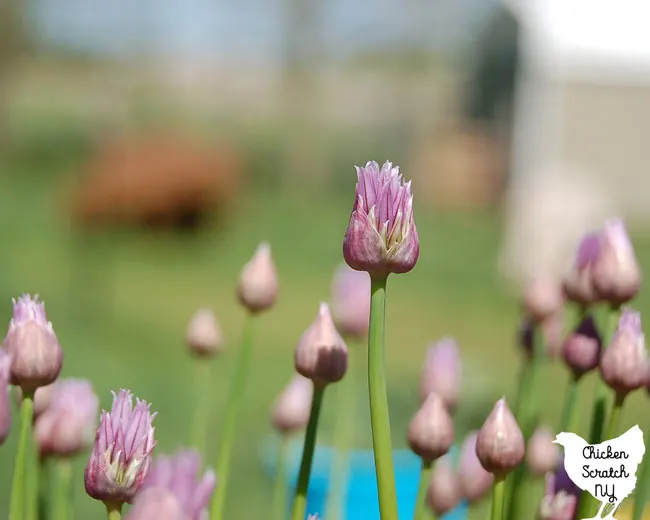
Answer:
[519,312,564,360]
[186,309,223,357]
[526,426,559,476]
[237,242,278,313]
[458,432,494,503]
[343,161,419,277]
[2,295,63,392]
[592,218,641,306]
[476,398,525,475]
[522,276,564,324]
[0,349,11,444]
[35,379,99,458]
[330,264,370,339]
[407,393,454,462]
[562,232,601,306]
[125,487,185,520]
[271,374,313,434]
[561,314,602,378]
[294,303,348,387]
[427,457,461,516]
[600,308,648,398]
[420,338,461,411]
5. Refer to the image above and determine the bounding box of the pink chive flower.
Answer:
[537,458,580,520]
[563,232,602,306]
[343,161,419,277]
[124,487,186,520]
[35,379,99,458]
[138,449,216,520]
[2,295,63,392]
[0,349,11,444]
[330,264,370,339]
[84,389,157,505]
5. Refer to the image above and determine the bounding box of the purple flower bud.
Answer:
[522,276,564,324]
[519,312,565,360]
[139,449,216,520]
[237,242,278,314]
[330,264,370,339]
[294,303,348,387]
[537,459,579,520]
[343,161,419,276]
[526,426,559,476]
[420,338,461,411]
[2,295,63,392]
[84,389,157,505]
[0,349,12,444]
[561,314,602,378]
[600,308,648,398]
[407,393,454,462]
[427,457,461,516]
[591,218,641,306]
[458,432,494,503]
[476,398,525,475]
[186,309,223,357]
[562,232,601,306]
[35,379,99,458]
[271,374,313,435]
[124,487,186,520]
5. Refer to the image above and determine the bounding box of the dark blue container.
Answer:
[263,440,468,520]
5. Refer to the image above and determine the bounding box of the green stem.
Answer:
[104,501,122,520]
[38,459,49,520]
[290,386,326,520]
[368,275,399,520]
[604,393,625,441]
[26,437,39,520]
[491,476,506,520]
[9,391,35,520]
[52,459,73,520]
[189,358,214,454]
[210,314,256,520]
[633,430,650,520]
[413,460,433,520]
[272,437,290,520]
[559,375,581,433]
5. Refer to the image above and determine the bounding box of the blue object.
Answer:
[262,439,468,520]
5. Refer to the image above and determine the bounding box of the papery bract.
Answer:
[237,242,278,313]
[140,449,216,520]
[330,264,370,339]
[343,161,419,276]
[407,393,454,462]
[562,232,601,306]
[476,398,525,475]
[186,308,224,357]
[84,389,157,504]
[420,338,461,410]
[0,349,11,444]
[427,456,461,516]
[2,295,63,392]
[271,374,313,434]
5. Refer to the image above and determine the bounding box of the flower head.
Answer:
[271,374,313,435]
[0,349,12,444]
[125,487,186,520]
[186,309,224,357]
[294,303,348,387]
[84,389,157,504]
[420,338,461,411]
[35,379,99,458]
[330,264,370,339]
[476,398,525,475]
[343,161,419,276]
[2,295,63,392]
[427,456,461,516]
[600,308,648,398]
[139,449,216,520]
[561,314,602,378]
[237,242,278,313]
[458,431,494,503]
[537,459,579,520]
[526,426,559,476]
[591,218,641,305]
[562,232,602,306]
[407,393,454,462]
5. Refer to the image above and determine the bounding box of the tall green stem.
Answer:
[52,459,73,520]
[368,275,399,520]
[26,437,39,520]
[604,393,625,441]
[210,314,256,520]
[9,391,35,520]
[491,476,506,520]
[38,459,49,520]
[189,358,214,454]
[272,437,290,520]
[290,387,326,520]
[413,460,432,520]
[104,501,122,520]
[633,429,650,520]
[559,375,581,433]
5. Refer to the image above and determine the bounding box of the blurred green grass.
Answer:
[1,158,650,520]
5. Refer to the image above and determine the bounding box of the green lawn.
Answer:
[0,163,649,519]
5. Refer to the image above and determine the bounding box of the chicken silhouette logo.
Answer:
[553,425,645,519]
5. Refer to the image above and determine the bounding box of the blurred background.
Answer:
[1,0,650,518]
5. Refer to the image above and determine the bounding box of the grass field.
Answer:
[0,158,650,519]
